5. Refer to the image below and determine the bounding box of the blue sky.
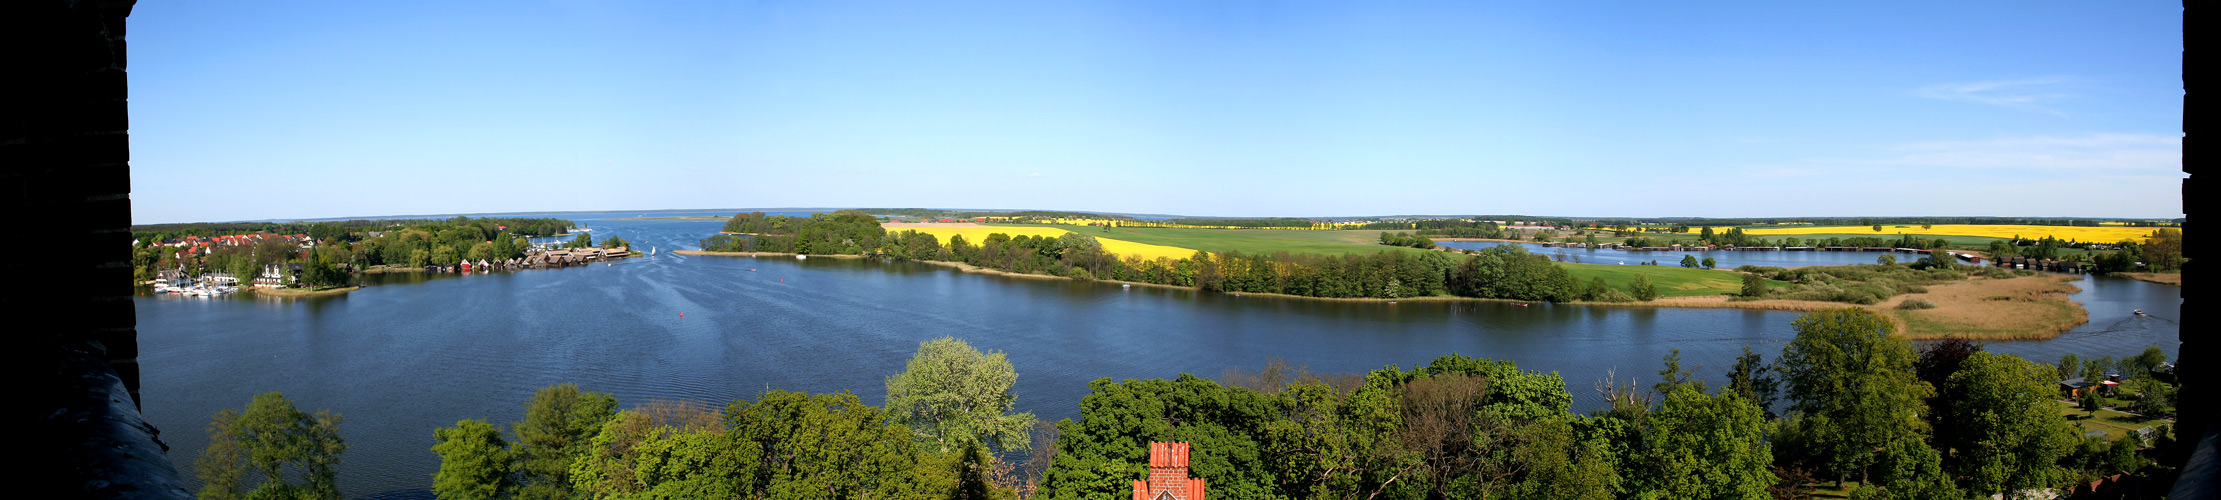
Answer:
[129,1,2183,223]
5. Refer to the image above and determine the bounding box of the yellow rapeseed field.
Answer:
[893,226,1198,260]
[1739,224,2176,243]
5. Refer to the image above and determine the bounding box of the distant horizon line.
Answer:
[133,207,2188,226]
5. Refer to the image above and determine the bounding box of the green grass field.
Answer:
[1028,224,1748,298]
[1560,263,1746,297]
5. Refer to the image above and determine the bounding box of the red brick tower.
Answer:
[1132,442,1206,500]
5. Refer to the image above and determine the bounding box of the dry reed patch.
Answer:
[2120,272,2181,286]
[1885,274,2087,339]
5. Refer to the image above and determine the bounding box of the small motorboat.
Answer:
[2135,309,2147,316]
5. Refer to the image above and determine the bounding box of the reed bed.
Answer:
[1883,275,2088,340]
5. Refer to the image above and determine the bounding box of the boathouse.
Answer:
[1133,442,1205,500]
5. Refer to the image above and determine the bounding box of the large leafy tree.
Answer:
[194,392,347,500]
[513,384,618,500]
[431,419,513,500]
[1938,352,2076,497]
[885,337,1036,454]
[1629,274,1659,301]
[1724,345,1779,418]
[1645,387,1774,500]
[1775,309,1931,485]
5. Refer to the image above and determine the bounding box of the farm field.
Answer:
[1037,224,1432,256]
[1739,233,2011,247]
[1032,224,1746,297]
[889,224,1198,260]
[1739,224,2174,243]
[886,223,1803,299]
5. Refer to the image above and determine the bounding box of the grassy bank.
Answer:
[250,286,360,297]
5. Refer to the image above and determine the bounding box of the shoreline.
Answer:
[249,286,361,298]
[683,250,2092,337]
[672,250,865,259]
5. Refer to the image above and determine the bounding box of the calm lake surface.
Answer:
[137,213,2183,499]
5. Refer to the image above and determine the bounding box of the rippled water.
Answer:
[135,213,2181,498]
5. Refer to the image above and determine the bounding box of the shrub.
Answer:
[1590,289,1637,303]
[1897,298,1937,310]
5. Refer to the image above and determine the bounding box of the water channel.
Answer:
[135,212,2182,498]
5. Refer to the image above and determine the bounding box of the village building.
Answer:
[156,267,188,285]
[1132,442,1205,500]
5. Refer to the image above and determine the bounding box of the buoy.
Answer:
[779,279,784,282]
[680,313,683,318]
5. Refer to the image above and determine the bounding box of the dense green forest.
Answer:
[198,310,2179,499]
[710,210,890,254]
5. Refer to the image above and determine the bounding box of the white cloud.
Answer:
[1912,77,2075,115]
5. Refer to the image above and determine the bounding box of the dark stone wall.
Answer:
[7,0,188,497]
[2170,1,2211,496]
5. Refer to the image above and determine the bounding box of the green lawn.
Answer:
[2062,403,2163,441]
[1029,224,1750,298]
[1560,263,1746,297]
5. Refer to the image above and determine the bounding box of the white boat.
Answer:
[795,254,807,260]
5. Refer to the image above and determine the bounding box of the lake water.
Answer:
[136,212,2182,499]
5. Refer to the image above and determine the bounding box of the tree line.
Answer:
[1377,232,1438,249]
[134,216,572,242]
[196,310,2179,499]
[711,210,889,255]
